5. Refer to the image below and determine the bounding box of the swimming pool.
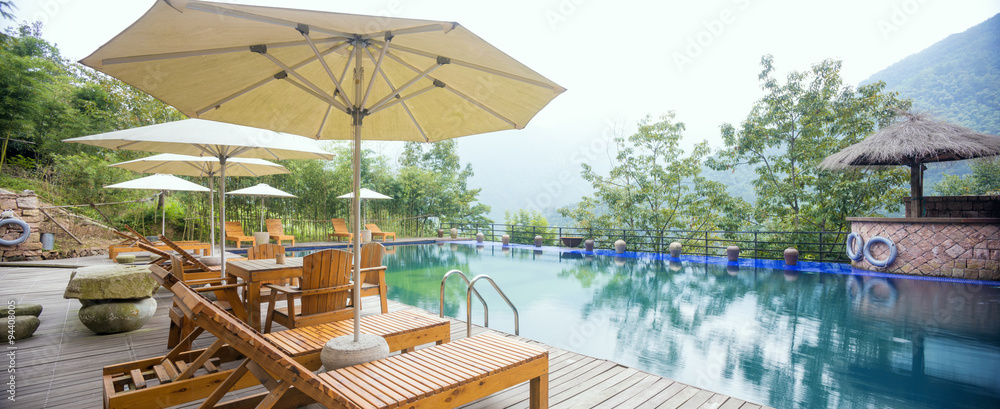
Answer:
[309,242,1000,408]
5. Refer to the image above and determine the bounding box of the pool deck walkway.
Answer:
[2,255,773,409]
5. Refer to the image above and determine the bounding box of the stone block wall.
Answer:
[0,190,44,261]
[849,218,999,281]
[904,195,1000,218]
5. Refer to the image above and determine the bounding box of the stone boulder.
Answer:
[78,298,157,335]
[12,303,42,317]
[64,265,158,300]
[2,316,40,341]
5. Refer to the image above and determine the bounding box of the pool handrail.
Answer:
[440,269,489,326]
[467,274,519,337]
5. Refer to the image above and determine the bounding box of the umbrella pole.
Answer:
[910,163,922,218]
[208,176,216,249]
[352,47,363,343]
[219,157,228,278]
[260,197,265,232]
[161,190,166,236]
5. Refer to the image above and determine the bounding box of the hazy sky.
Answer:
[4,0,998,220]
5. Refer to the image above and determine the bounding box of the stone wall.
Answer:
[904,195,1000,218]
[848,217,999,281]
[0,190,43,261]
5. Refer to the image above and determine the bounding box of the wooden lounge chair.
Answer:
[157,234,221,273]
[359,242,389,314]
[366,222,396,241]
[264,249,353,332]
[224,221,255,248]
[266,218,295,246]
[158,255,246,350]
[121,265,547,409]
[328,217,353,242]
[109,225,210,259]
[102,264,452,409]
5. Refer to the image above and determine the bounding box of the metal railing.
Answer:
[440,269,489,326]
[440,269,520,337]
[442,222,850,263]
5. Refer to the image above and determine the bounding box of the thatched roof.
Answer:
[820,113,1000,170]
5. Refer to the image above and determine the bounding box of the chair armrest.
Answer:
[263,283,301,296]
[299,284,353,297]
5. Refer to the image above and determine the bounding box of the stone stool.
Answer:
[63,265,159,335]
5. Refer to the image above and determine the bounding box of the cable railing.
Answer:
[442,222,850,263]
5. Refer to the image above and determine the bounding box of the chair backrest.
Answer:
[246,243,285,260]
[331,218,349,233]
[224,221,245,237]
[360,242,385,285]
[123,224,155,245]
[147,264,335,406]
[266,219,284,235]
[365,223,383,234]
[300,249,352,317]
[158,234,212,272]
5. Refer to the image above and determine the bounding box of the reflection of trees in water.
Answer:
[384,244,473,316]
[560,259,1000,409]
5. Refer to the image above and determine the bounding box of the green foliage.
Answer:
[708,55,911,232]
[504,209,554,244]
[562,113,751,241]
[934,157,1000,195]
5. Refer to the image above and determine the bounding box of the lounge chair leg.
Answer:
[530,373,549,409]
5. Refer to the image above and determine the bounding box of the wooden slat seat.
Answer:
[129,265,547,409]
[225,221,255,248]
[266,218,295,246]
[329,218,354,242]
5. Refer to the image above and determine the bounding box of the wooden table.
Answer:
[226,258,303,331]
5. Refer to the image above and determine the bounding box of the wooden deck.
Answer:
[1,255,773,409]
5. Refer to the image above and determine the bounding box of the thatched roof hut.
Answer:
[820,113,1000,217]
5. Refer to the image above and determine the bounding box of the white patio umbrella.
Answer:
[337,188,392,227]
[226,183,297,232]
[110,153,290,249]
[81,0,563,343]
[65,119,333,276]
[104,174,210,236]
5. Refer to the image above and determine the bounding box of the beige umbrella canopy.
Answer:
[81,0,564,343]
[820,113,1000,217]
[226,183,297,232]
[105,174,211,236]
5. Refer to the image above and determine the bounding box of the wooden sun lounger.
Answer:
[102,265,452,409]
[111,265,548,409]
[109,227,210,259]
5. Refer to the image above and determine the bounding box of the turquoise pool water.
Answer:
[304,242,1000,409]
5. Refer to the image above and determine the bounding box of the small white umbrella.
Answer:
[111,153,290,248]
[104,174,211,236]
[226,183,297,232]
[337,188,392,227]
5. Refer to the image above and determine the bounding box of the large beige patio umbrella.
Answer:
[65,119,333,276]
[820,113,1000,217]
[226,183,297,232]
[110,153,290,249]
[80,0,564,343]
[105,174,211,236]
[337,187,392,227]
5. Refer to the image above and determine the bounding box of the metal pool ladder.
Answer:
[439,269,520,337]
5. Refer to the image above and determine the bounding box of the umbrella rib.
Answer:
[365,61,443,113]
[360,39,391,110]
[315,105,333,138]
[185,2,356,38]
[256,51,341,106]
[101,37,345,65]
[368,84,438,116]
[300,30,352,107]
[373,40,562,91]
[195,42,350,116]
[362,48,429,142]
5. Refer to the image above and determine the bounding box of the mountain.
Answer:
[863,13,1000,193]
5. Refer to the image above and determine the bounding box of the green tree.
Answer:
[0,1,15,21]
[707,55,911,232]
[504,209,554,244]
[563,113,751,241]
[934,157,1000,195]
[397,140,491,228]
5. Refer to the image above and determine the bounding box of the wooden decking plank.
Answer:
[676,389,716,409]
[553,370,650,408]
[655,385,703,409]
[696,394,731,409]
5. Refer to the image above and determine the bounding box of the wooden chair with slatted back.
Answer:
[328,218,353,242]
[224,221,255,248]
[158,234,219,273]
[162,255,247,349]
[366,223,396,241]
[246,243,293,297]
[264,249,352,332]
[265,218,295,246]
[359,242,389,314]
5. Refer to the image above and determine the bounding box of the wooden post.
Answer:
[910,163,922,218]
[38,207,84,245]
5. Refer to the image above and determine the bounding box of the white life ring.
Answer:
[863,236,897,268]
[0,218,31,246]
[845,233,864,261]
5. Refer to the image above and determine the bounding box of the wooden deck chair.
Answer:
[133,265,547,409]
[246,243,294,299]
[224,221,255,248]
[157,234,220,273]
[328,218,353,242]
[160,255,247,350]
[366,223,396,241]
[110,225,208,259]
[104,264,452,409]
[264,249,351,332]
[359,242,389,314]
[265,218,295,246]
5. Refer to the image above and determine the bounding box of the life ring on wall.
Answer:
[0,218,31,246]
[863,235,897,268]
[845,233,864,261]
